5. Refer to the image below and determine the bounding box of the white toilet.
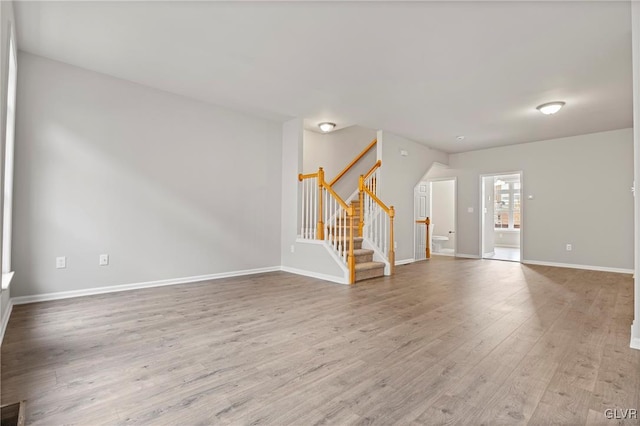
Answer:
[429,223,449,253]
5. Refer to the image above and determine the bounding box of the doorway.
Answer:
[480,173,522,262]
[415,178,457,260]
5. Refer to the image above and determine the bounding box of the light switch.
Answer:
[99,254,109,266]
[528,195,534,200]
[467,207,474,213]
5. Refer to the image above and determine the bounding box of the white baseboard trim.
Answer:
[630,322,640,350]
[395,258,415,266]
[1,297,13,345]
[12,266,282,305]
[521,259,633,275]
[456,253,481,259]
[280,266,349,285]
[432,252,455,257]
[483,252,495,257]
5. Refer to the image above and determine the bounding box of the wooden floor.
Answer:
[2,257,639,425]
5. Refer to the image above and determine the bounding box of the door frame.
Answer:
[478,171,524,262]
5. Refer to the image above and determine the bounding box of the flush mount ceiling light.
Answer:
[456,136,465,141]
[536,101,565,115]
[318,122,336,132]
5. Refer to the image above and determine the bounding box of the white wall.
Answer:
[0,0,16,334]
[631,1,640,349]
[431,179,455,250]
[432,128,634,269]
[12,53,283,297]
[494,230,520,248]
[378,130,449,262]
[303,126,377,200]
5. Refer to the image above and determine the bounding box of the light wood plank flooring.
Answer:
[2,257,639,425]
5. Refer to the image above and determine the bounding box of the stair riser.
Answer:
[350,253,374,263]
[356,267,385,282]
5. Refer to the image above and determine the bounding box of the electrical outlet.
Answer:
[394,241,398,250]
[290,245,295,253]
[468,207,474,213]
[56,256,66,269]
[566,244,572,251]
[99,254,109,266]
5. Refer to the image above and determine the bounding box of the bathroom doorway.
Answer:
[414,177,457,260]
[480,173,522,262]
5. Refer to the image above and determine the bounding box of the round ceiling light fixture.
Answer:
[536,101,565,115]
[456,135,465,141]
[318,122,336,132]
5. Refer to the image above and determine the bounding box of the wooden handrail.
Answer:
[321,180,351,212]
[298,172,318,181]
[362,184,392,215]
[328,138,377,187]
[363,160,382,181]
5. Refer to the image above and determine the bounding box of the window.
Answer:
[2,29,17,284]
[494,178,520,230]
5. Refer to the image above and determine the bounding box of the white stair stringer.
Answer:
[295,238,350,284]
[361,238,391,275]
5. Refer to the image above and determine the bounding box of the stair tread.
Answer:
[355,261,386,271]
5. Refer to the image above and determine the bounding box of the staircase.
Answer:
[298,138,394,284]
[333,199,386,282]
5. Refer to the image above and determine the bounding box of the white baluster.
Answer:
[300,180,304,238]
[332,197,337,252]
[312,178,317,239]
[308,179,312,239]
[324,188,329,241]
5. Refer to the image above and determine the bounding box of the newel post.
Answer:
[425,217,431,259]
[317,167,325,240]
[389,206,395,274]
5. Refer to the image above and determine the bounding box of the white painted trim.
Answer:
[479,171,524,262]
[494,244,520,249]
[631,321,640,350]
[296,238,325,245]
[522,259,634,275]
[395,258,415,266]
[2,271,14,290]
[280,266,349,285]
[432,252,455,257]
[1,298,13,345]
[456,253,481,259]
[483,251,495,257]
[12,266,282,305]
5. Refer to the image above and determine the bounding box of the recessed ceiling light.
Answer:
[536,101,565,115]
[456,136,465,141]
[318,122,336,132]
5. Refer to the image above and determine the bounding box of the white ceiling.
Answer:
[15,1,632,153]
